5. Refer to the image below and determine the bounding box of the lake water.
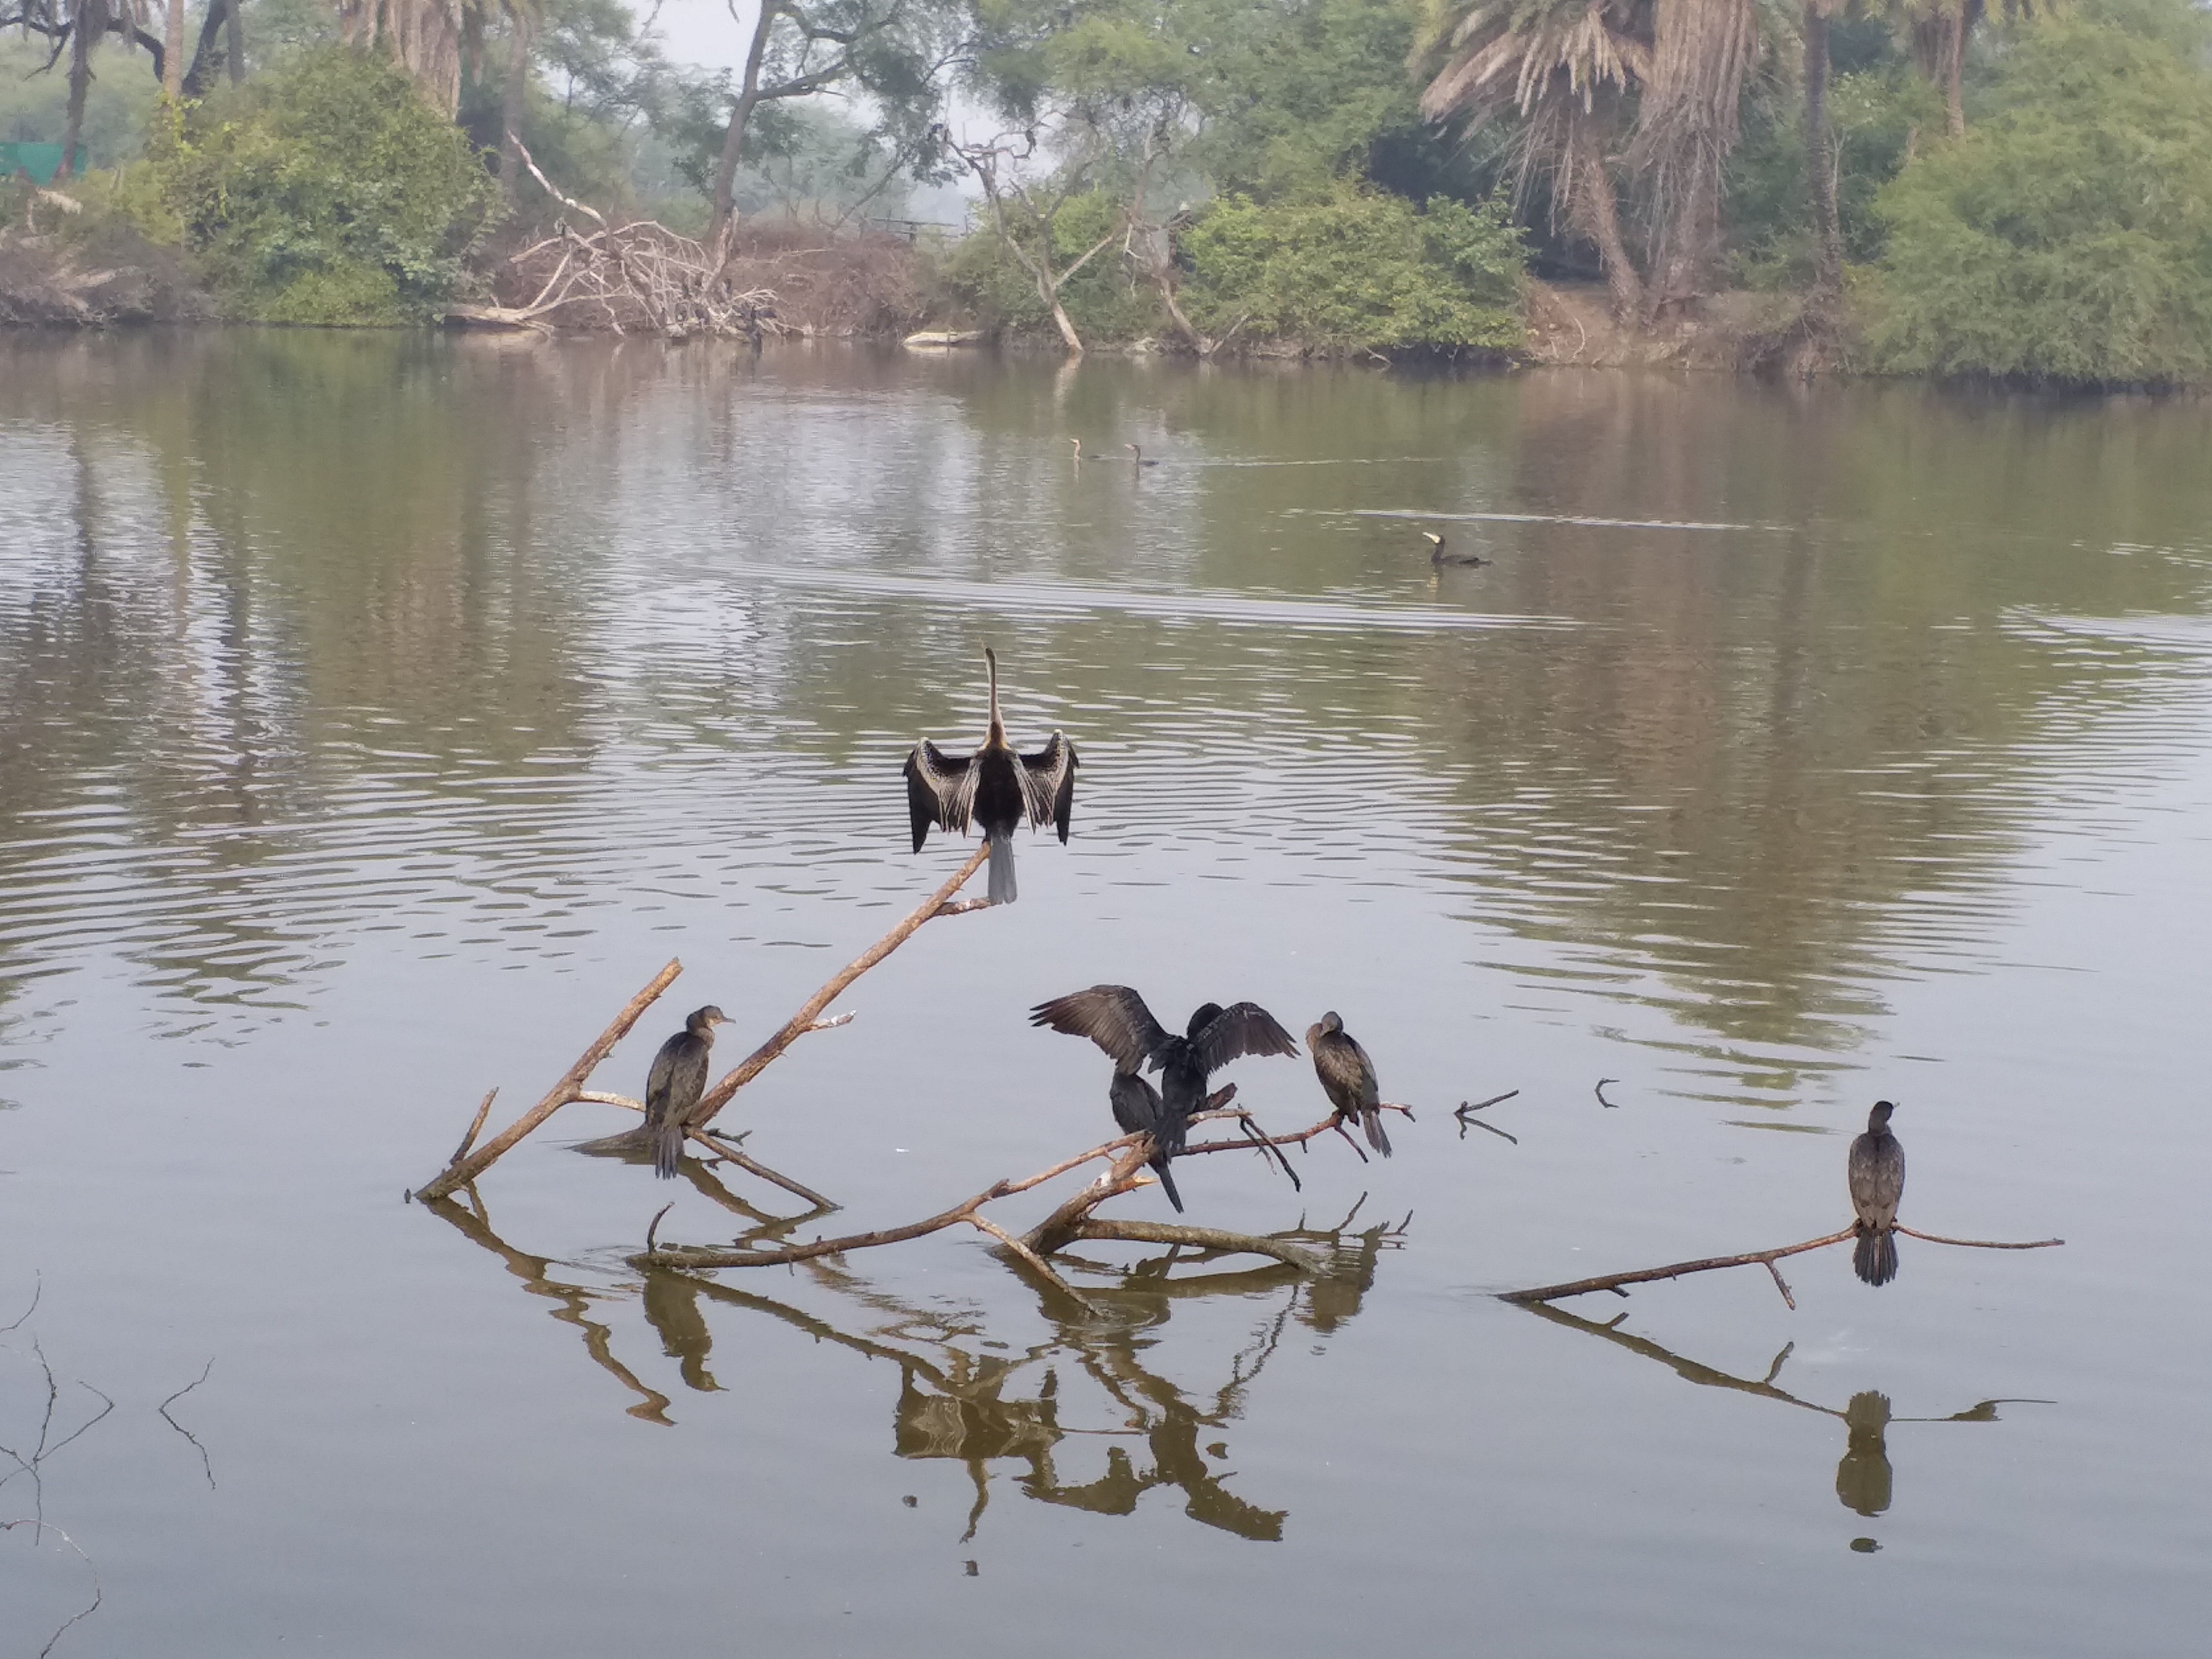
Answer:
[2,333,2208,1656]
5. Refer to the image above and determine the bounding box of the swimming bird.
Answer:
[645,1005,730,1178]
[1423,530,1489,567]
[903,647,1078,905]
[1307,1011,1392,1156]
[1847,1100,1905,1286]
[1126,444,1161,468]
[1069,437,1102,461]
[1031,986,1299,1207]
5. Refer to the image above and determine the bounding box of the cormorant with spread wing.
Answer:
[1030,986,1299,1210]
[1848,1100,1905,1286]
[903,647,1078,905]
[1308,1011,1392,1156]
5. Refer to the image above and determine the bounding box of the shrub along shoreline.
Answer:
[7,0,2212,388]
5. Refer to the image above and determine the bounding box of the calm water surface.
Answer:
[2,334,2209,1656]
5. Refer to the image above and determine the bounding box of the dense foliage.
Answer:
[1182,191,1524,352]
[10,0,2212,377]
[1866,0,2212,386]
[145,49,499,324]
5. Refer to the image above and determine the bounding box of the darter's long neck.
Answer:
[985,648,1004,744]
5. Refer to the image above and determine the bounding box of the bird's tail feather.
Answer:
[653,1118,684,1180]
[1363,1107,1393,1158]
[986,833,1017,904]
[1153,1154,1184,1214]
[1854,1226,1897,1286]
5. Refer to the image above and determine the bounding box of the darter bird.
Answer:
[903,647,1078,905]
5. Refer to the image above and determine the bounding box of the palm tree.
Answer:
[1632,0,1766,313]
[1416,0,1656,322]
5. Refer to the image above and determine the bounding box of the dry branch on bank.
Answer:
[412,845,990,1202]
[1501,1224,2064,1309]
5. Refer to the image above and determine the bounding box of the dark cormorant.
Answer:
[1126,444,1162,468]
[903,647,1079,905]
[645,1005,729,1178]
[1422,530,1489,567]
[1031,986,1299,1209]
[1848,1100,1905,1286]
[1307,1011,1392,1157]
[1109,1069,1184,1212]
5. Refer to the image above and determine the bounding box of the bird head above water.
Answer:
[1867,1099,1897,1131]
[685,1005,730,1037]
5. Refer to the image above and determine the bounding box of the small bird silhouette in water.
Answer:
[1307,1011,1392,1157]
[1423,531,1489,566]
[1069,437,1106,462]
[1126,444,1162,468]
[1030,986,1300,1212]
[903,647,1078,905]
[645,1006,730,1178]
[1848,1100,1905,1286]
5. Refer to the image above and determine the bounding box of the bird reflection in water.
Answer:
[1521,1301,2049,1549]
[418,1162,836,1427]
[426,1166,1406,1543]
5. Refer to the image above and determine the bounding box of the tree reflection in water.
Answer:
[423,1167,1406,1542]
[1520,1300,2050,1546]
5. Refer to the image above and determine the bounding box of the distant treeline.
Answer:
[5,0,2210,381]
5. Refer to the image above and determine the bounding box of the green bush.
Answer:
[148,48,499,325]
[1870,0,2212,386]
[935,190,1164,341]
[1180,188,1524,353]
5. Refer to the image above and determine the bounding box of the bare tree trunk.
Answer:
[709,0,779,247]
[222,0,243,83]
[498,16,529,199]
[1803,3,1842,301]
[1569,110,1643,323]
[164,0,185,99]
[59,6,96,179]
[1943,11,1966,137]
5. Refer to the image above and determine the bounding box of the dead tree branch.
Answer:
[418,843,987,1202]
[447,137,785,338]
[414,960,683,1201]
[1501,1224,2065,1306]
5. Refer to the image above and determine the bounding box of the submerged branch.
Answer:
[1502,1223,2065,1305]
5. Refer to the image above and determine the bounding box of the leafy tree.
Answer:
[1869,0,2212,385]
[145,44,499,322]
[1181,186,1525,351]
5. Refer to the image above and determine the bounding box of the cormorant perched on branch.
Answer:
[1109,1069,1184,1212]
[903,647,1078,905]
[1030,986,1299,1209]
[1848,1100,1905,1286]
[645,1006,729,1178]
[1308,1011,1392,1156]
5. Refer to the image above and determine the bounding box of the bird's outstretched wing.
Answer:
[1190,1002,1299,1075]
[1018,732,1079,842]
[903,739,977,851]
[1030,985,1172,1073]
